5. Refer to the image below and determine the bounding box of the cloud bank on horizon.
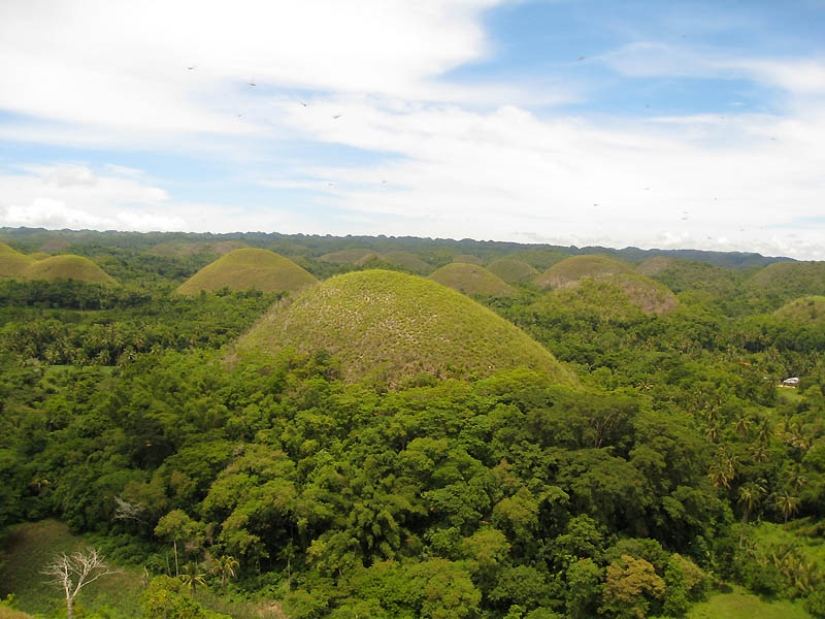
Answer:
[1,0,824,259]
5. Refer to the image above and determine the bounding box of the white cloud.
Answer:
[0,165,181,232]
[268,96,825,259]
[0,0,508,142]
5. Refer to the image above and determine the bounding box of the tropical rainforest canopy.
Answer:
[0,228,824,619]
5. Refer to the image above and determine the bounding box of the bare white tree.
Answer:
[42,548,115,619]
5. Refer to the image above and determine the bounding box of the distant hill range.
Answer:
[0,227,799,270]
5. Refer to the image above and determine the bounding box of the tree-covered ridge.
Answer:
[236,270,574,387]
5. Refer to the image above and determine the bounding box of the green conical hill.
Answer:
[747,262,825,299]
[0,243,35,278]
[487,258,540,284]
[236,270,575,387]
[602,274,678,316]
[535,255,634,289]
[25,255,117,285]
[176,248,317,295]
[429,263,515,296]
[642,258,741,297]
[319,248,379,264]
[774,296,825,325]
[381,251,431,274]
[532,274,677,321]
[636,256,674,277]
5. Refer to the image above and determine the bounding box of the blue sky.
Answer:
[1,0,824,259]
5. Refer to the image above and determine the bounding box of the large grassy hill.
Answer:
[429,263,515,296]
[24,255,118,286]
[640,257,743,298]
[747,262,825,300]
[380,251,432,274]
[531,274,678,322]
[487,258,540,284]
[236,270,575,387]
[535,254,634,289]
[176,248,317,295]
[774,296,825,325]
[0,243,35,278]
[318,248,379,264]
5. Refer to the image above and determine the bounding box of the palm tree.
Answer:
[737,482,766,523]
[179,561,206,595]
[774,490,801,524]
[208,554,239,593]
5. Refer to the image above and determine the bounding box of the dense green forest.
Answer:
[1,228,824,619]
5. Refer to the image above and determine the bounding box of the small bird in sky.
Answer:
[187,66,196,71]
[247,81,256,89]
[299,101,308,107]
[332,114,342,119]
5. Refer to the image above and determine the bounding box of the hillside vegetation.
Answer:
[176,248,317,295]
[237,269,573,386]
[428,263,515,296]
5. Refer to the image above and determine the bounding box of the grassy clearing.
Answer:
[0,520,144,618]
[0,607,36,619]
[0,521,285,619]
[687,588,812,619]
